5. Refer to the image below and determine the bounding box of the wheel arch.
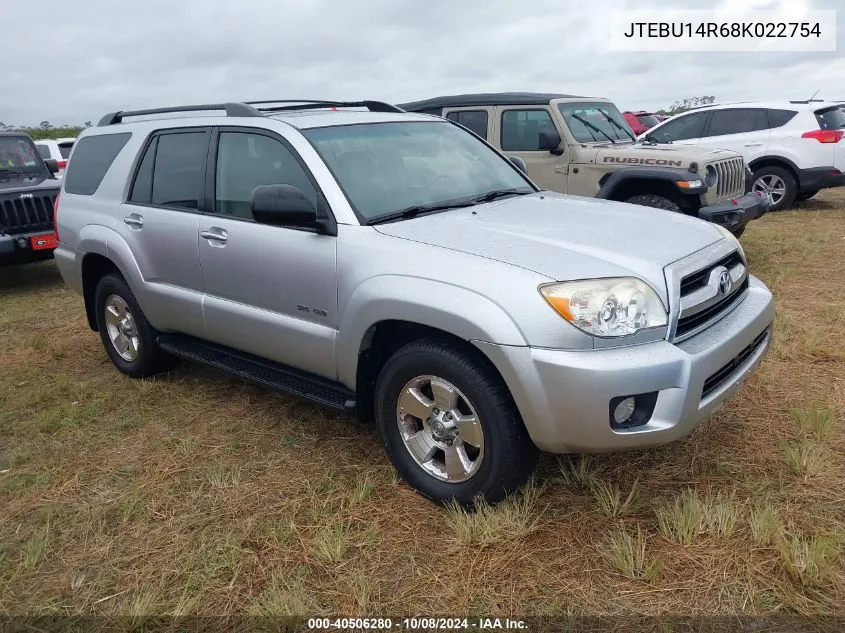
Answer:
[747,155,800,181]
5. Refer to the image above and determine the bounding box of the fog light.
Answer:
[613,397,636,425]
[16,237,27,248]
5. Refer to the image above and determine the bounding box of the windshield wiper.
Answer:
[470,188,532,204]
[0,168,25,176]
[366,200,474,225]
[596,109,636,141]
[570,113,617,144]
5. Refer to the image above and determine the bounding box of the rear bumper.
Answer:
[0,230,57,266]
[697,192,768,233]
[475,276,774,454]
[797,166,845,192]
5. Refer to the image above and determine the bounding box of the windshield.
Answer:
[637,114,659,128]
[558,102,634,143]
[0,137,48,175]
[303,121,535,222]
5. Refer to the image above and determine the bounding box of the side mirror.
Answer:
[44,158,59,175]
[538,130,563,155]
[508,156,528,174]
[251,184,317,227]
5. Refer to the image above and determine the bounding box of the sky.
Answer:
[2,0,843,126]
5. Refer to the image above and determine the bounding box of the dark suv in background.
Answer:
[0,132,61,266]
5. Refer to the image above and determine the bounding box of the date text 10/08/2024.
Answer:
[307,618,528,630]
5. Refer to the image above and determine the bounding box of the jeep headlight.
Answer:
[539,278,667,337]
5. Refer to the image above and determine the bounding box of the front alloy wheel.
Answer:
[397,375,485,483]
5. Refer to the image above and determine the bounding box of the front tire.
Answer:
[751,166,797,211]
[94,274,173,378]
[624,194,681,213]
[374,338,537,506]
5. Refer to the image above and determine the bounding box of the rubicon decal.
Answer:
[603,157,684,166]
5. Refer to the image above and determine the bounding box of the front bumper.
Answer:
[0,230,57,266]
[475,275,774,453]
[697,192,768,233]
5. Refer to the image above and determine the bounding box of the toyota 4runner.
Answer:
[54,100,774,505]
[399,93,768,237]
[1,132,62,266]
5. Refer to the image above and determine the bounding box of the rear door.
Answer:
[495,106,567,191]
[116,128,208,336]
[698,108,770,161]
[197,127,338,379]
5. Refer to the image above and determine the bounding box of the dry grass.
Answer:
[1,190,845,619]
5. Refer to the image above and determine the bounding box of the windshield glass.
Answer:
[637,114,659,128]
[0,137,48,175]
[303,121,534,222]
[558,102,633,142]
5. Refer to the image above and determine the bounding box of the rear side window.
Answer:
[58,142,74,159]
[63,133,131,195]
[129,130,209,209]
[446,110,489,140]
[705,109,767,137]
[501,109,557,150]
[815,107,845,130]
[767,109,797,128]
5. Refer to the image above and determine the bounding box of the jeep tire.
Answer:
[374,338,537,506]
[94,274,173,378]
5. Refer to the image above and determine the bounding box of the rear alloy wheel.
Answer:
[375,338,537,506]
[751,166,797,211]
[624,194,681,213]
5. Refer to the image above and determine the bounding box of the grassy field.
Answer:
[1,191,843,625]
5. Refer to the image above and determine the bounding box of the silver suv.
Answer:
[54,100,774,505]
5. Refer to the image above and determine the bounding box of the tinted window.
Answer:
[650,112,708,142]
[58,142,74,159]
[63,133,131,195]
[447,110,488,140]
[149,131,208,209]
[815,107,845,130]
[501,109,557,150]
[215,132,320,219]
[706,109,767,137]
[35,144,51,159]
[767,109,797,128]
[129,137,157,204]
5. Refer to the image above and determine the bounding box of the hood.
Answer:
[0,174,59,193]
[374,193,724,303]
[582,142,740,171]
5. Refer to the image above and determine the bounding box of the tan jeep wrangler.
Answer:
[399,93,767,236]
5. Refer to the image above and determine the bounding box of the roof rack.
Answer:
[98,102,261,126]
[245,99,405,113]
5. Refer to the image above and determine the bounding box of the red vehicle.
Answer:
[623,111,661,136]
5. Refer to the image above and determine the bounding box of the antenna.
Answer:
[808,88,821,102]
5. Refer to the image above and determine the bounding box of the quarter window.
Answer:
[446,110,489,140]
[501,109,557,151]
[64,133,131,196]
[214,131,320,219]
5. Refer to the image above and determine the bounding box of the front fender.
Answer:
[596,167,706,199]
[336,275,528,388]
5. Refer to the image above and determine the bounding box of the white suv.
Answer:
[34,137,76,180]
[642,101,845,210]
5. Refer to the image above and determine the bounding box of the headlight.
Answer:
[714,224,745,256]
[539,277,667,337]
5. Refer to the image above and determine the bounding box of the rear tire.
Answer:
[624,194,681,213]
[374,338,538,506]
[94,274,173,378]
[751,165,797,211]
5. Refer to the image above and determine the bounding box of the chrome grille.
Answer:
[712,157,745,199]
[0,193,56,235]
[669,248,749,342]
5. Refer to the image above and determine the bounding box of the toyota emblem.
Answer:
[718,270,732,295]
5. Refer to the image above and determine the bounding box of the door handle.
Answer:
[200,228,228,244]
[123,214,143,228]
[744,143,763,147]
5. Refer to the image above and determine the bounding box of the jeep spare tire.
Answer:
[624,194,681,212]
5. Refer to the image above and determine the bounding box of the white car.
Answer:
[34,137,76,179]
[641,101,845,210]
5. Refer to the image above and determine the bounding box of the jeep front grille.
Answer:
[712,157,745,200]
[672,249,748,342]
[0,194,56,235]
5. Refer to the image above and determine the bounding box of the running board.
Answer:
[157,334,356,413]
